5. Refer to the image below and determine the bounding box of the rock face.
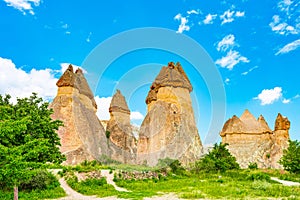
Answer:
[137,62,203,166]
[50,65,109,165]
[106,90,137,164]
[220,109,290,169]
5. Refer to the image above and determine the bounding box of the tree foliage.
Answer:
[0,93,65,189]
[193,143,240,173]
[279,140,300,174]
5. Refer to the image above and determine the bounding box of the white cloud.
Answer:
[217,34,236,52]
[130,111,144,120]
[174,13,190,33]
[241,66,259,75]
[282,98,291,104]
[254,87,283,105]
[225,78,230,85]
[187,9,199,15]
[275,39,300,55]
[215,50,249,70]
[94,96,144,121]
[94,96,112,120]
[235,11,245,17]
[203,14,217,24]
[86,32,92,43]
[0,57,57,102]
[269,15,298,35]
[60,63,87,74]
[3,0,40,15]
[220,10,235,25]
[220,9,245,25]
[270,1,300,35]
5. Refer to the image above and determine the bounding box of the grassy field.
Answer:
[2,162,300,200]
[0,186,65,200]
[65,165,300,200]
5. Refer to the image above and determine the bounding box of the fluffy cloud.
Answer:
[187,9,199,15]
[270,1,300,35]
[174,14,190,34]
[215,50,249,70]
[217,34,236,52]
[269,15,298,35]
[3,0,40,15]
[254,87,283,105]
[220,10,245,25]
[94,96,144,121]
[203,14,217,24]
[94,96,112,120]
[275,39,300,55]
[0,57,57,102]
[130,111,144,120]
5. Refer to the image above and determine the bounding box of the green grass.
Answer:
[0,186,65,200]
[64,169,300,200]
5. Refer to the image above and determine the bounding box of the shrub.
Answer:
[193,143,239,173]
[20,170,59,191]
[279,140,300,174]
[248,162,258,169]
[246,172,270,181]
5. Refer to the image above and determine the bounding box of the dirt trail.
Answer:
[271,177,300,186]
[100,170,129,192]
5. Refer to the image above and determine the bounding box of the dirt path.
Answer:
[271,177,300,186]
[100,170,129,192]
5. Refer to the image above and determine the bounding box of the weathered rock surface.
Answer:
[137,62,203,166]
[106,90,137,164]
[50,65,109,165]
[220,110,290,169]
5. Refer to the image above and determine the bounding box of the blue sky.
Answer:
[0,0,299,144]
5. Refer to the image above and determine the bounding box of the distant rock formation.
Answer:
[220,109,290,169]
[106,90,137,164]
[137,62,203,166]
[50,65,109,165]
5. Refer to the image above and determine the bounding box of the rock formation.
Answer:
[50,65,109,165]
[137,62,203,166]
[220,109,290,169]
[106,90,137,164]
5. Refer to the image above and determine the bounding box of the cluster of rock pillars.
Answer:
[50,62,290,169]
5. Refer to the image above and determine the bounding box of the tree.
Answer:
[0,93,65,199]
[193,143,239,173]
[279,140,300,174]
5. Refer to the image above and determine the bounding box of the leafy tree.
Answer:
[0,93,65,200]
[279,140,300,174]
[193,143,239,173]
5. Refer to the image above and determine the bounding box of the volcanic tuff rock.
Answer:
[106,90,137,164]
[50,65,109,165]
[137,62,203,166]
[220,109,290,169]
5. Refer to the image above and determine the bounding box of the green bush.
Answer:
[248,162,258,169]
[246,172,270,181]
[279,140,300,174]
[20,170,59,191]
[193,143,239,173]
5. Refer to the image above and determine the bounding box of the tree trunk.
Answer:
[14,186,18,200]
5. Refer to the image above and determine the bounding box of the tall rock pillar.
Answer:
[50,65,109,165]
[106,90,137,164]
[137,62,203,166]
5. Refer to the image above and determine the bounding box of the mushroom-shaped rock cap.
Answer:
[275,113,290,131]
[109,89,130,114]
[220,109,272,136]
[145,62,192,104]
[56,64,76,87]
[153,62,192,92]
